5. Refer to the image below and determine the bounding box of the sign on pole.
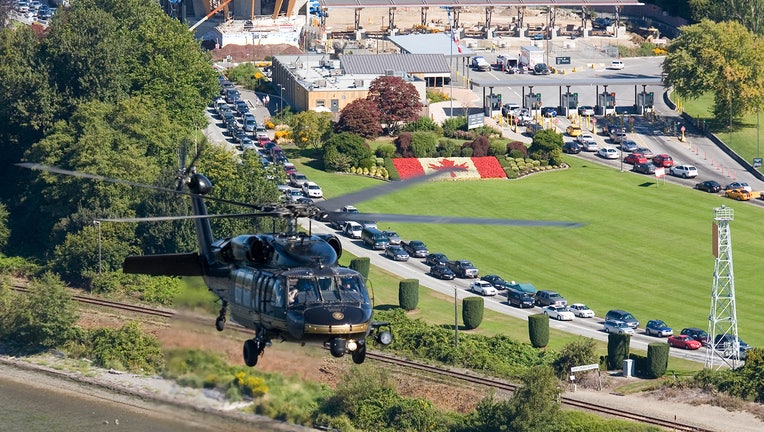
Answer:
[467,113,484,130]
[570,363,600,373]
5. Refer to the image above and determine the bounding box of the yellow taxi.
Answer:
[565,124,583,137]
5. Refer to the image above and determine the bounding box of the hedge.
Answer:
[462,296,484,329]
[398,279,419,311]
[528,314,550,348]
[607,333,630,370]
[646,343,669,378]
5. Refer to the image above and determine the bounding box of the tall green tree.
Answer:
[9,272,79,348]
[689,0,764,34]
[509,365,564,432]
[0,202,9,252]
[290,110,333,149]
[663,19,764,121]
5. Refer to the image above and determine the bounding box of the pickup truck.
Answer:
[471,56,491,72]
[447,260,479,278]
[401,240,429,258]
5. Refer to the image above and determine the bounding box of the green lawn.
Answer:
[291,152,764,356]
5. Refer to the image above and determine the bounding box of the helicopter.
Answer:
[19,162,581,367]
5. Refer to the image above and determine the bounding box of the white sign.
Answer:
[655,167,665,178]
[570,363,600,372]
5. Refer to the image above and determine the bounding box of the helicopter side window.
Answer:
[271,278,283,308]
[318,276,339,302]
[339,276,365,303]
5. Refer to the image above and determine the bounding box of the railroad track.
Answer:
[11,283,714,431]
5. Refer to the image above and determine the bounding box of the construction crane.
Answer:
[189,0,233,32]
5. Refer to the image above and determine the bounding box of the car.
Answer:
[603,320,635,335]
[562,142,582,154]
[610,131,627,144]
[609,60,625,70]
[670,165,698,178]
[506,281,538,295]
[568,303,595,318]
[533,63,550,75]
[623,153,647,165]
[714,334,752,359]
[645,319,674,337]
[301,181,323,198]
[288,171,309,188]
[447,260,479,278]
[633,162,656,174]
[384,245,410,261]
[652,154,674,167]
[680,327,710,347]
[577,133,598,151]
[343,221,363,239]
[633,147,654,159]
[695,180,722,193]
[724,182,752,192]
[506,288,535,308]
[525,123,544,136]
[470,280,498,296]
[566,124,583,137]
[481,274,511,290]
[284,187,305,203]
[619,139,638,152]
[429,264,456,280]
[425,253,450,267]
[597,147,619,159]
[530,33,544,40]
[605,309,639,328]
[501,103,521,117]
[578,106,595,116]
[725,188,752,201]
[543,305,575,321]
[242,113,257,132]
[239,137,256,151]
[235,99,250,116]
[534,290,567,307]
[667,335,702,350]
[401,240,429,258]
[282,162,297,175]
[512,108,533,125]
[540,106,557,117]
[382,230,402,245]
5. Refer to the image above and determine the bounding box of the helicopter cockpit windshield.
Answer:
[287,274,368,308]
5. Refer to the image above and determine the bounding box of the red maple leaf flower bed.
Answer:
[392,158,426,180]
[471,157,507,179]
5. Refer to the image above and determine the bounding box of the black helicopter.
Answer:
[19,162,581,367]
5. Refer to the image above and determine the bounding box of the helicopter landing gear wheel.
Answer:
[243,339,259,367]
[351,344,366,364]
[215,301,228,332]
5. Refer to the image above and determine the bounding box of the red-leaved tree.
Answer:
[335,98,383,138]
[368,76,423,135]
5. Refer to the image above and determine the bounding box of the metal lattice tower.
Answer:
[706,206,741,369]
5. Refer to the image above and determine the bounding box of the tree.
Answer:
[10,272,79,348]
[509,365,564,432]
[689,0,764,35]
[323,132,371,171]
[528,129,564,162]
[663,19,764,122]
[368,76,423,134]
[336,98,383,138]
[0,202,9,252]
[291,110,333,149]
[552,337,597,379]
[409,131,438,157]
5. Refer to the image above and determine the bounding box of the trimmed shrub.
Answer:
[349,258,370,280]
[646,343,669,378]
[384,158,400,181]
[462,297,484,329]
[398,279,419,311]
[489,142,506,156]
[375,144,396,159]
[460,146,474,157]
[607,333,631,370]
[528,314,549,348]
[629,352,648,377]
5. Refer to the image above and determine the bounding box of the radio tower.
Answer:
[706,205,741,369]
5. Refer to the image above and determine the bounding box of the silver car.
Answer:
[603,320,635,335]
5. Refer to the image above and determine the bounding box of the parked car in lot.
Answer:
[695,180,722,193]
[726,188,753,201]
[619,139,638,152]
[543,305,575,321]
[447,260,479,278]
[506,288,535,308]
[680,328,710,347]
[568,303,595,318]
[384,245,409,261]
[724,182,752,192]
[343,221,363,239]
[382,230,402,245]
[578,106,595,116]
[402,240,429,258]
[429,264,456,280]
[645,320,674,337]
[562,142,582,154]
[652,153,674,167]
[470,280,498,296]
[597,147,619,159]
[670,164,698,178]
[668,334,702,350]
[481,274,511,290]
[603,320,635,335]
[605,309,639,328]
[623,153,647,165]
[535,290,567,307]
[566,124,583,137]
[633,162,656,174]
[425,253,449,267]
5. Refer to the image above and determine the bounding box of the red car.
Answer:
[653,154,674,167]
[623,153,648,165]
[668,334,702,350]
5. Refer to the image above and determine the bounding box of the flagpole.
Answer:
[448,7,453,120]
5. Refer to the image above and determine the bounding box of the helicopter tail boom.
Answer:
[123,252,203,276]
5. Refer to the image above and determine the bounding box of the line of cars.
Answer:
[693,180,762,201]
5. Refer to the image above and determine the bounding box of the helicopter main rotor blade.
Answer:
[319,212,583,228]
[317,169,463,212]
[96,212,291,223]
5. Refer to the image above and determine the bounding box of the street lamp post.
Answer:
[278,84,284,115]
[757,107,760,159]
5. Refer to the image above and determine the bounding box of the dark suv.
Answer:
[680,327,709,346]
[446,260,479,278]
[534,290,567,307]
[605,309,639,328]
[506,288,535,308]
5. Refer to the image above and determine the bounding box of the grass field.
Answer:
[291,152,764,355]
